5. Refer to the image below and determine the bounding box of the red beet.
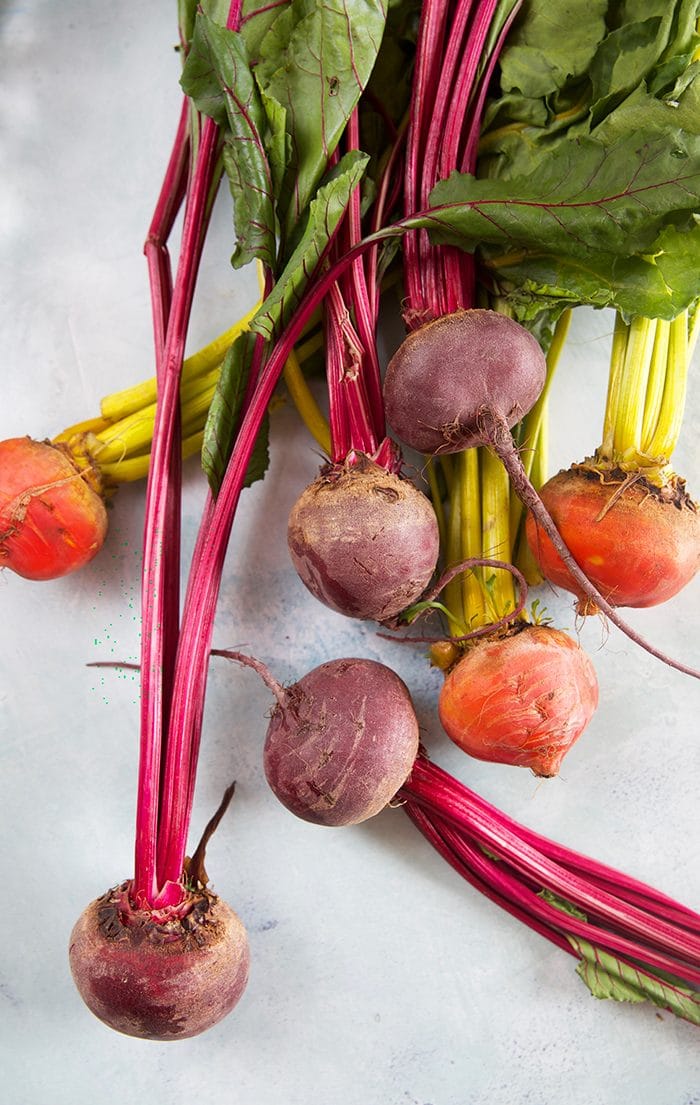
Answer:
[218,652,420,826]
[69,883,250,1040]
[0,436,107,580]
[264,657,420,824]
[526,467,700,611]
[383,310,546,454]
[287,457,440,622]
[438,625,599,777]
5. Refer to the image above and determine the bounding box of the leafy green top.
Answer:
[427,0,700,325]
[180,0,386,492]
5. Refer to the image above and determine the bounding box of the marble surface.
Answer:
[2,3,699,1102]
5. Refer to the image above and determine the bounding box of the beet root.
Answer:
[383,310,546,454]
[0,436,107,580]
[287,456,440,622]
[263,657,420,825]
[438,625,599,777]
[526,467,700,611]
[69,883,250,1040]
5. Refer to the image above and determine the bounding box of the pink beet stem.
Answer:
[404,801,576,955]
[366,120,407,319]
[404,0,451,319]
[421,757,700,933]
[414,802,700,991]
[133,1,243,908]
[343,109,385,438]
[400,757,700,974]
[323,113,385,462]
[143,95,191,734]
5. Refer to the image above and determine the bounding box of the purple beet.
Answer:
[287,455,440,623]
[69,884,250,1041]
[218,652,420,826]
[383,309,545,453]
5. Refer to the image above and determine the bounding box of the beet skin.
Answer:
[288,457,440,622]
[384,310,546,454]
[438,626,599,777]
[69,885,250,1040]
[264,657,420,825]
[0,436,107,580]
[526,467,700,610]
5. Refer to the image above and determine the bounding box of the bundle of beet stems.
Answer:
[69,0,700,1037]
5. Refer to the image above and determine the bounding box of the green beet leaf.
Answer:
[251,150,369,342]
[202,149,368,492]
[202,330,270,495]
[426,128,700,261]
[254,0,387,253]
[587,0,695,124]
[240,0,292,61]
[479,221,700,323]
[416,124,700,322]
[497,0,607,100]
[569,935,700,1027]
[181,14,278,270]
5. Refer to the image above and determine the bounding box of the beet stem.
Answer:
[412,758,700,934]
[424,555,527,641]
[143,96,191,742]
[211,649,288,706]
[400,756,700,981]
[404,801,576,956]
[428,807,700,987]
[134,1,242,908]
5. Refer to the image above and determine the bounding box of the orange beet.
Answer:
[438,625,599,777]
[526,467,700,610]
[0,436,107,580]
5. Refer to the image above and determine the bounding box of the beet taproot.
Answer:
[69,883,249,1041]
[0,436,107,580]
[526,467,700,611]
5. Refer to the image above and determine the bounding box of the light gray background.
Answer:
[2,3,699,1103]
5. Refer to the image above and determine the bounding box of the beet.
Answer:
[218,652,420,826]
[69,883,250,1040]
[263,657,420,824]
[526,467,700,611]
[287,456,440,622]
[438,625,599,777]
[0,436,107,580]
[383,310,546,454]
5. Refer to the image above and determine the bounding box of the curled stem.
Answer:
[211,648,288,707]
